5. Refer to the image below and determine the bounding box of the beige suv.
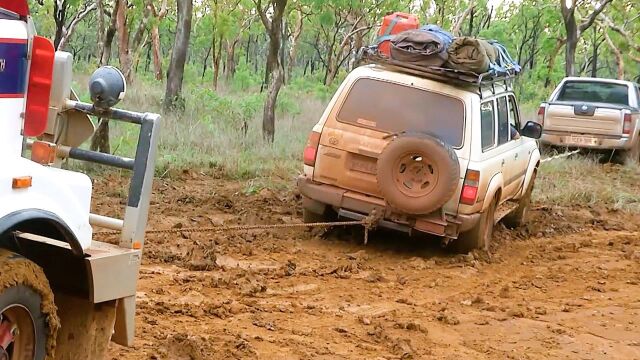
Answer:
[298,65,543,252]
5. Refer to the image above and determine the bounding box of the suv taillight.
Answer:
[537,106,545,127]
[460,170,480,205]
[303,131,321,166]
[623,113,632,135]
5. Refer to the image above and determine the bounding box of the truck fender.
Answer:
[0,209,84,256]
[515,149,541,200]
[482,173,504,212]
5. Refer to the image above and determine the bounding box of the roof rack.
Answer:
[357,47,518,100]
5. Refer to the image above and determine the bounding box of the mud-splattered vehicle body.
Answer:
[298,63,544,252]
[0,3,160,359]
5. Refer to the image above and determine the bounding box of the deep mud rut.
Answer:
[96,172,640,360]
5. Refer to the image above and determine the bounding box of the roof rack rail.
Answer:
[356,47,518,99]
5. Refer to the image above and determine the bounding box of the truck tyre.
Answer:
[377,133,459,215]
[451,197,497,253]
[503,170,537,229]
[0,250,59,360]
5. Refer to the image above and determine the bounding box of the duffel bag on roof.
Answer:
[446,37,498,74]
[390,29,448,68]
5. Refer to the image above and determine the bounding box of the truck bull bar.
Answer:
[30,99,160,250]
[25,99,160,347]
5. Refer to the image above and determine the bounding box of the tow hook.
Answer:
[363,209,382,245]
[0,316,15,359]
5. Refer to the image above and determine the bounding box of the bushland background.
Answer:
[27,0,640,209]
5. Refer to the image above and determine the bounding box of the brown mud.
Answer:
[96,172,640,360]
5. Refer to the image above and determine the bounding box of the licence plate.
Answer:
[566,135,599,146]
[350,158,377,174]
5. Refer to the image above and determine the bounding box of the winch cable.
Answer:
[540,149,580,163]
[95,210,383,244]
[94,150,581,243]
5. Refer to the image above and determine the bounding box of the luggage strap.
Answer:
[376,16,402,44]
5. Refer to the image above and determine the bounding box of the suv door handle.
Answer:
[515,153,519,160]
[501,159,506,166]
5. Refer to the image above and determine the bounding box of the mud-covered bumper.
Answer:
[540,131,632,150]
[297,176,479,238]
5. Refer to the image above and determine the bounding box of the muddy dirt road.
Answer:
[98,172,640,360]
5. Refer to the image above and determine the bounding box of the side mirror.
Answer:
[521,121,543,139]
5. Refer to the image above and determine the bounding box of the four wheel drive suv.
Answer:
[298,65,543,252]
[539,77,640,164]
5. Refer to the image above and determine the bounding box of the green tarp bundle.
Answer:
[446,37,498,74]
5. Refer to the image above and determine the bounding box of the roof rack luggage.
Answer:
[356,46,518,99]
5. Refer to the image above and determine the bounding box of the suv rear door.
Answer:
[313,76,467,202]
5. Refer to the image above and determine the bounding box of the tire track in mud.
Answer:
[95,175,640,360]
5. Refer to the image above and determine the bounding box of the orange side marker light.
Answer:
[12,176,32,189]
[31,141,56,165]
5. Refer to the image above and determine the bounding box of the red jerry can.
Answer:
[376,12,419,57]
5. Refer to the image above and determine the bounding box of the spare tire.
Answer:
[377,132,460,215]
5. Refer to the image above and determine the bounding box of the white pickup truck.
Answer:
[0,3,160,359]
[539,77,640,164]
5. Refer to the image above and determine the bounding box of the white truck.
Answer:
[0,3,160,359]
[539,77,640,164]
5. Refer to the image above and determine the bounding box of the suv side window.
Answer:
[507,95,521,138]
[497,96,510,145]
[481,101,496,151]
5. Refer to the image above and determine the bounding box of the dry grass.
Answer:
[534,155,640,212]
[73,74,322,183]
[71,72,640,210]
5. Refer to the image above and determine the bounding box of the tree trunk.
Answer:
[256,0,288,141]
[116,0,134,83]
[544,39,566,88]
[53,1,67,50]
[225,39,238,79]
[96,0,105,57]
[100,0,120,66]
[591,27,599,78]
[164,0,193,112]
[202,46,211,79]
[263,66,283,142]
[212,34,223,90]
[149,0,168,81]
[287,8,304,80]
[561,0,612,76]
[150,26,163,80]
[563,14,578,76]
[91,0,121,154]
[603,31,624,80]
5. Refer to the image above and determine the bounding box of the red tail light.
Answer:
[24,36,55,137]
[623,113,632,135]
[460,170,480,205]
[537,106,545,127]
[303,131,321,167]
[0,1,29,16]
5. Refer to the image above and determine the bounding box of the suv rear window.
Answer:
[337,78,465,147]
[557,81,629,106]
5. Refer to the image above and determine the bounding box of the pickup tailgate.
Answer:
[545,103,625,136]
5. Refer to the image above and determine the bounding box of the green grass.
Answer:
[534,155,640,212]
[72,69,322,181]
[70,66,640,212]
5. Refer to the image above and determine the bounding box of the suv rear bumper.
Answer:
[298,176,479,238]
[541,130,632,150]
